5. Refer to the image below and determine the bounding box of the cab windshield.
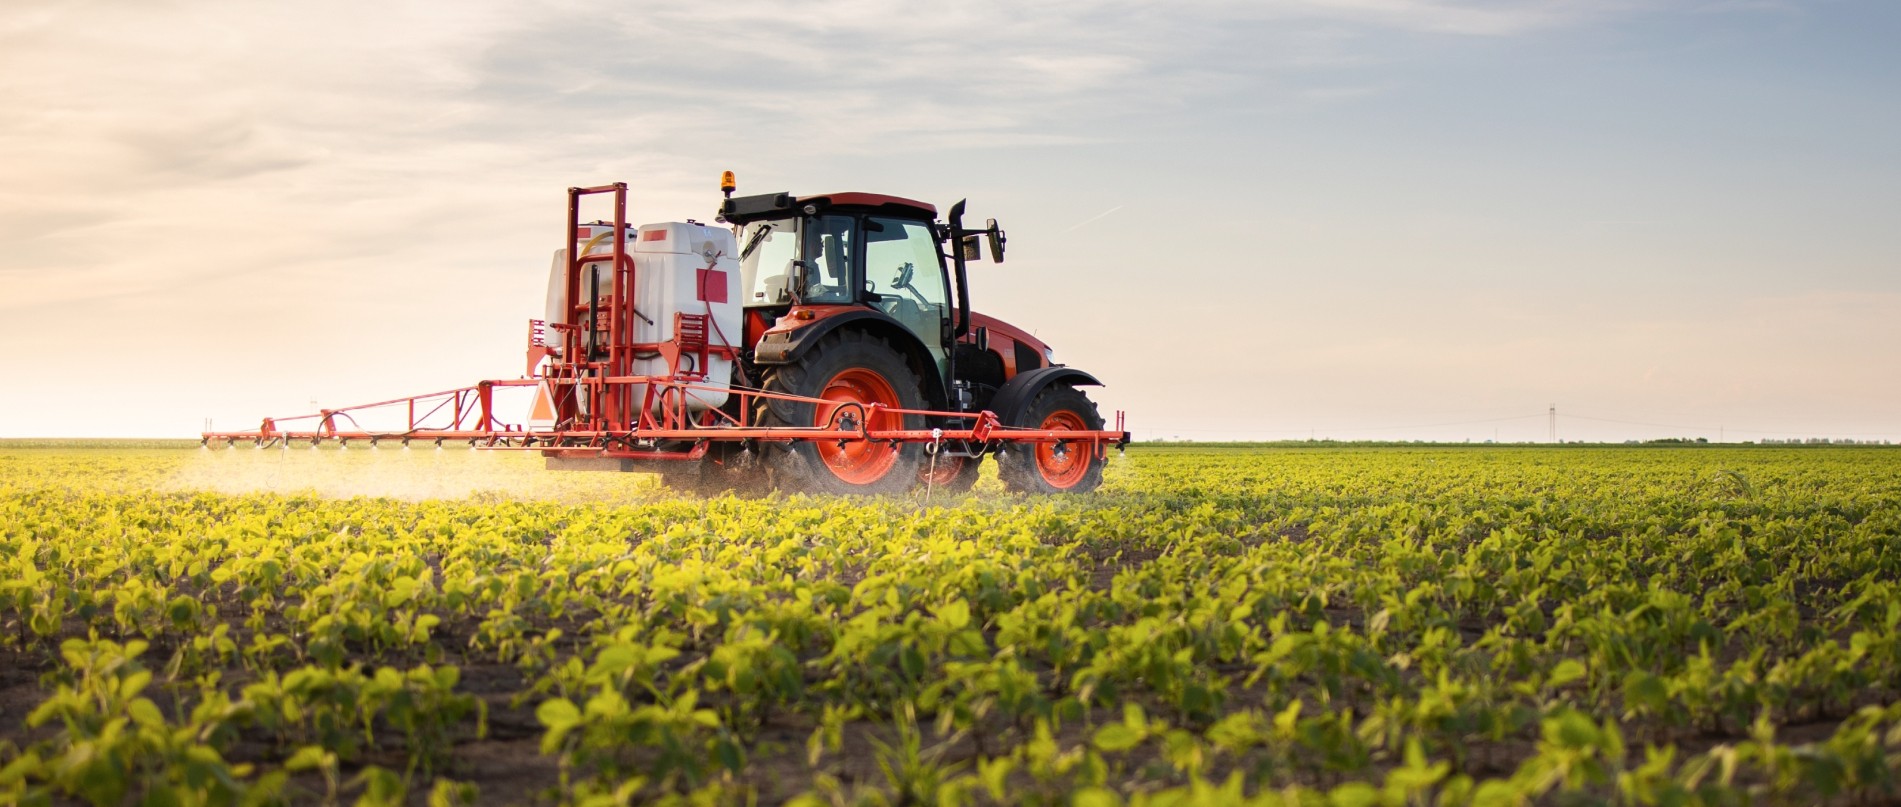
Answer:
[738,218,799,307]
[738,215,854,307]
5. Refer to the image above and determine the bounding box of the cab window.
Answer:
[802,214,855,305]
[863,216,949,350]
[739,218,798,306]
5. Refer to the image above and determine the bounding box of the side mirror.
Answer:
[985,218,1006,263]
[960,235,983,262]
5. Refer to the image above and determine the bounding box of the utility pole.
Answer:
[1549,404,1557,443]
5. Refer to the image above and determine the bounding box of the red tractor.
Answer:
[698,184,1113,494]
[205,179,1127,495]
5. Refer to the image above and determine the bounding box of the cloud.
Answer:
[0,0,1802,436]
[118,117,323,181]
[1,0,1627,291]
[1273,0,1613,36]
[0,0,1699,201]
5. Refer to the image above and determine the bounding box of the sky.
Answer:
[2,0,1897,443]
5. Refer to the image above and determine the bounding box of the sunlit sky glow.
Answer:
[2,0,1896,442]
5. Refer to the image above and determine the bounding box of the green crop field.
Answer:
[3,443,1900,806]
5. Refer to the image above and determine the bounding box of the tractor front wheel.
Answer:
[756,331,927,495]
[997,384,1106,494]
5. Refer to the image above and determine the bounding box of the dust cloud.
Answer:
[169,443,665,503]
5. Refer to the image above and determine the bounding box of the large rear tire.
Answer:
[997,384,1106,494]
[756,330,927,495]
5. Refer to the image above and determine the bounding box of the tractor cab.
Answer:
[698,180,1110,495]
[722,189,1018,413]
[728,192,954,375]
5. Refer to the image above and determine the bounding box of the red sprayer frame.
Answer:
[201,376,1128,460]
[202,183,1130,465]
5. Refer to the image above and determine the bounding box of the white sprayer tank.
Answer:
[544,221,742,413]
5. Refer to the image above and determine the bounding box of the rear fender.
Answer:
[989,367,1102,427]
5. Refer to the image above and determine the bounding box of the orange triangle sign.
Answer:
[528,380,557,430]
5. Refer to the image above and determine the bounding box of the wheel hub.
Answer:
[812,368,905,485]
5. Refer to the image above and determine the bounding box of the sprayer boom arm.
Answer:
[202,375,1128,457]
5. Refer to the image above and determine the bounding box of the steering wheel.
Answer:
[893,262,914,288]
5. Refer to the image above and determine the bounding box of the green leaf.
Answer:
[978,757,1014,799]
[167,596,199,628]
[120,669,153,699]
[1547,710,1600,749]
[285,746,331,772]
[427,778,478,807]
[1327,782,1380,807]
[1470,780,1523,807]
[128,697,165,728]
[1093,723,1143,752]
[1122,702,1147,730]
[0,751,44,784]
[715,737,745,772]
[353,765,405,807]
[535,697,580,729]
[1624,671,1669,711]
[1274,700,1303,734]
[1548,659,1587,688]
[1072,787,1122,807]
[938,599,971,630]
[142,784,185,807]
[384,577,418,608]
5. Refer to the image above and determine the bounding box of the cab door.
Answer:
[862,215,951,377]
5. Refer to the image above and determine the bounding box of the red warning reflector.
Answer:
[640,229,666,242]
[574,227,591,239]
[696,269,728,303]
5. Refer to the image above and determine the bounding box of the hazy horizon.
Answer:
[3,1,1896,443]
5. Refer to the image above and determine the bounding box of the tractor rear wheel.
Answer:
[997,384,1106,494]
[756,330,926,495]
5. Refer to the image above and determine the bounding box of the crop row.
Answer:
[1,445,1899,804]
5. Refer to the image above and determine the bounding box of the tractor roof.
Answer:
[722,191,936,224]
[797,192,936,218]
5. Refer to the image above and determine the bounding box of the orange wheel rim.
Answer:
[1034,410,1092,489]
[813,368,904,485]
